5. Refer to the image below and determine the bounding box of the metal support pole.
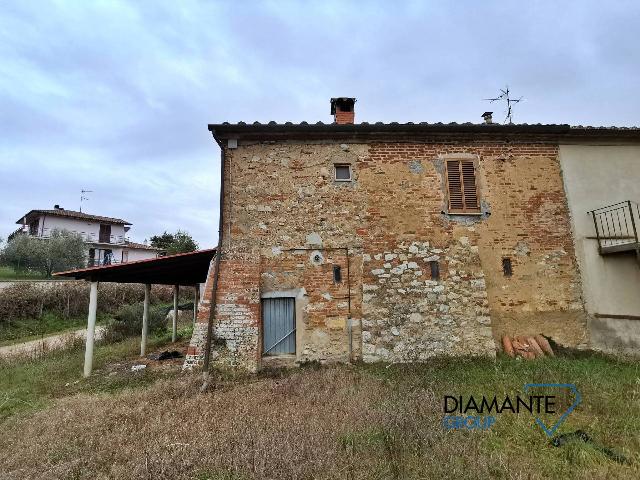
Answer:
[141,284,150,356]
[83,281,99,378]
[172,285,179,342]
[193,284,199,327]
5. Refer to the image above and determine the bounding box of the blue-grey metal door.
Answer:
[262,298,296,355]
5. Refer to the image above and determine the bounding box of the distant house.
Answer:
[9,205,163,266]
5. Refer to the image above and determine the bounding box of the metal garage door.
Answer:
[262,298,296,356]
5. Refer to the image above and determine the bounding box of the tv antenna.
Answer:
[80,189,92,212]
[484,86,523,124]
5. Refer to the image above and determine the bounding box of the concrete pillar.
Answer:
[140,283,150,356]
[172,285,179,342]
[193,284,199,327]
[83,281,99,377]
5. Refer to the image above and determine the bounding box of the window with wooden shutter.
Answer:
[446,160,480,213]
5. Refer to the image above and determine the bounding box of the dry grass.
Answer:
[0,353,638,479]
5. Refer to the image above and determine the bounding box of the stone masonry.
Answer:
[187,126,589,369]
[362,238,494,362]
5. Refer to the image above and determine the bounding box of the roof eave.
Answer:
[208,122,640,143]
[15,209,131,225]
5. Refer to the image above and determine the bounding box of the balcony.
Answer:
[88,257,121,267]
[589,201,640,255]
[32,228,128,245]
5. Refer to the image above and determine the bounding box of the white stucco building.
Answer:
[9,205,163,266]
[560,145,640,354]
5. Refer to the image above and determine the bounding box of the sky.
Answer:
[1,0,639,248]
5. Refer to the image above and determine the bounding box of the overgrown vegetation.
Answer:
[103,302,172,342]
[0,282,194,342]
[0,229,86,277]
[0,353,638,479]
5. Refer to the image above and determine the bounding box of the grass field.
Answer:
[0,311,111,346]
[0,345,638,479]
[0,265,47,280]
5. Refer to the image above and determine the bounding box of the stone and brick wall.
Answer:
[188,135,588,369]
[185,255,261,371]
[362,238,494,361]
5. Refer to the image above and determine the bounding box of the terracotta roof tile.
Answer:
[16,209,131,225]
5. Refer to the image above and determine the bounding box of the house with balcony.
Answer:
[9,205,163,266]
[560,146,640,354]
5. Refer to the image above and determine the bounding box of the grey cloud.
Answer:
[1,0,639,246]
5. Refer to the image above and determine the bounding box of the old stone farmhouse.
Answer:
[186,98,640,371]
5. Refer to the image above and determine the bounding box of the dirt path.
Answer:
[0,326,106,359]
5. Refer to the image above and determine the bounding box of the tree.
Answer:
[149,230,198,255]
[0,229,86,277]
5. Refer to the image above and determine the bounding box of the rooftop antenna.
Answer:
[484,86,523,124]
[80,189,92,212]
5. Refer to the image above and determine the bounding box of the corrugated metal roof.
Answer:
[53,248,216,285]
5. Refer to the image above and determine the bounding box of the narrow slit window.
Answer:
[333,265,342,283]
[334,164,352,181]
[446,160,480,213]
[502,257,513,277]
[429,260,440,280]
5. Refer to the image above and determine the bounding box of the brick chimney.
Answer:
[330,97,356,124]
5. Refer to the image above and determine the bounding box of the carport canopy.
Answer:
[54,248,216,285]
[53,248,216,377]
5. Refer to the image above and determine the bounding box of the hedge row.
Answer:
[0,281,195,322]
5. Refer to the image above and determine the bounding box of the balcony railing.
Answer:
[589,201,640,254]
[88,257,121,267]
[30,228,128,245]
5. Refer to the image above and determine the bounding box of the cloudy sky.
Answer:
[1,1,638,247]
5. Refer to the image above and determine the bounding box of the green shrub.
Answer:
[104,302,169,342]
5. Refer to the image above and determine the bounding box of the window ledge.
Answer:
[446,211,483,216]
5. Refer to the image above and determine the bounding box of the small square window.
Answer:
[333,265,342,283]
[334,164,352,181]
[429,261,440,280]
[502,258,513,277]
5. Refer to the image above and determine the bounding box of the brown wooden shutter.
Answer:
[446,160,480,213]
[446,160,464,211]
[461,160,479,211]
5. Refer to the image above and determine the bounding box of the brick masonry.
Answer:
[187,137,588,369]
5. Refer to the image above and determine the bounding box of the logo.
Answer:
[523,383,581,436]
[442,383,581,436]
